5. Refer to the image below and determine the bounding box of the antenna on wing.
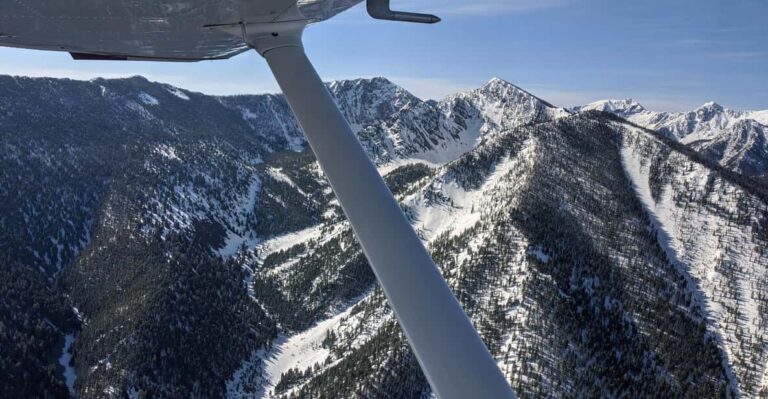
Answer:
[367,0,441,23]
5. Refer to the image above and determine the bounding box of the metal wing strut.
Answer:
[245,9,515,398]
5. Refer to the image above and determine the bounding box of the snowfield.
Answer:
[59,334,77,394]
[621,125,768,396]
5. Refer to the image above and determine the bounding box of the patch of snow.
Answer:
[241,108,258,121]
[226,290,374,398]
[59,334,77,394]
[72,307,83,321]
[138,92,159,106]
[411,116,485,165]
[217,177,262,258]
[259,223,349,279]
[748,109,768,125]
[406,139,535,243]
[266,167,307,197]
[226,350,268,398]
[154,144,181,161]
[260,292,371,396]
[125,100,155,120]
[238,106,304,152]
[529,246,551,263]
[256,224,325,262]
[219,232,260,259]
[166,86,190,100]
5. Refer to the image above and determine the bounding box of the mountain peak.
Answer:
[575,98,646,115]
[327,77,414,99]
[697,101,724,112]
[476,77,558,110]
[329,76,398,91]
[486,76,510,84]
[483,77,523,91]
[618,98,644,109]
[325,77,421,128]
[693,101,726,122]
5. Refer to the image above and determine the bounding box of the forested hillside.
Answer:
[1,75,766,398]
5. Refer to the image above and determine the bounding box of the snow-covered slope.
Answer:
[229,113,767,398]
[3,75,766,399]
[220,77,569,168]
[448,77,572,135]
[620,123,768,397]
[324,77,571,166]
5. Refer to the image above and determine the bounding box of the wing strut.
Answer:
[245,23,516,399]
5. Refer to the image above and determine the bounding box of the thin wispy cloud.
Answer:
[405,0,575,16]
[647,38,767,61]
[658,38,754,48]
[670,38,727,47]
[705,51,768,60]
[620,15,696,32]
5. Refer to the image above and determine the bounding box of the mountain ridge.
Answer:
[1,74,767,398]
[576,98,768,180]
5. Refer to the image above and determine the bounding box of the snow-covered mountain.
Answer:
[325,76,570,166]
[228,112,768,399]
[576,99,768,178]
[220,76,569,167]
[1,75,766,399]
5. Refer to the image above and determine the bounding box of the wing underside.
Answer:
[0,0,361,60]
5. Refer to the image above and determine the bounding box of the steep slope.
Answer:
[0,74,563,398]
[231,113,768,398]
[444,77,571,135]
[619,120,768,397]
[690,119,768,177]
[0,74,295,398]
[2,74,766,399]
[329,77,570,166]
[223,77,569,167]
[576,99,768,179]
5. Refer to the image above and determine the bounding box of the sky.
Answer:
[0,0,766,112]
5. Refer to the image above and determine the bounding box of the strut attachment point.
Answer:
[367,0,441,24]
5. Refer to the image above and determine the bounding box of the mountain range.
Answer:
[576,98,768,181]
[0,75,766,398]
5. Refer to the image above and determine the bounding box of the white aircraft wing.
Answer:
[0,0,360,60]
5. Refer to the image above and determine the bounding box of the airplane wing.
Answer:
[0,0,361,61]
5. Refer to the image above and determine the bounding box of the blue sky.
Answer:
[0,0,766,111]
